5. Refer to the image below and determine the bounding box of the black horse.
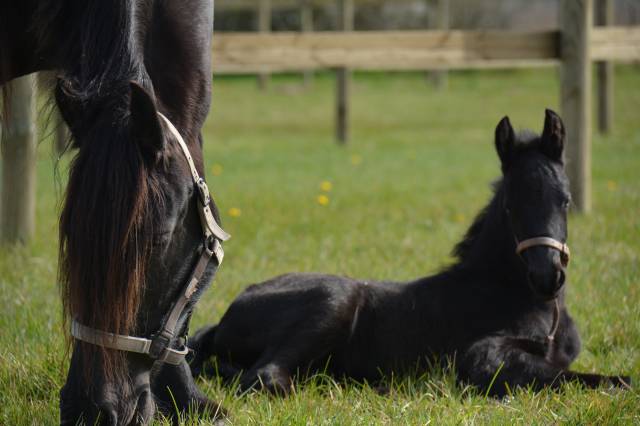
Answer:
[190,110,630,397]
[2,1,226,424]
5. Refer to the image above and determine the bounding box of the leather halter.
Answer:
[515,236,570,341]
[71,112,230,365]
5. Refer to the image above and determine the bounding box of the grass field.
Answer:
[1,67,639,424]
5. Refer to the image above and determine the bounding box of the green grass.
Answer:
[1,67,639,424]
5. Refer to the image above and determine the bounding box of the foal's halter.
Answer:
[516,237,570,268]
[71,112,230,365]
[515,236,570,341]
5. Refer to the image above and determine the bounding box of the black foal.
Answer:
[190,110,630,397]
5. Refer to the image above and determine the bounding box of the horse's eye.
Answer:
[562,198,571,210]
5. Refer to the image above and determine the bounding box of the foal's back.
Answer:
[205,273,423,381]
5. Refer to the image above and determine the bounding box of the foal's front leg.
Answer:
[458,336,630,397]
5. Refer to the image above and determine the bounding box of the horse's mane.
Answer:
[451,131,543,264]
[50,1,158,376]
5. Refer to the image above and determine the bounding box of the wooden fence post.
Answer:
[257,0,272,90]
[301,0,314,86]
[1,74,37,244]
[429,0,449,89]
[336,0,354,145]
[595,0,613,134]
[560,0,593,213]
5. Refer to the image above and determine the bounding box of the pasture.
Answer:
[1,67,639,424]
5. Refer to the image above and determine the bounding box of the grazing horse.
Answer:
[190,110,631,397]
[1,1,228,424]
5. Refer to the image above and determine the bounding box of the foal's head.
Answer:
[495,110,571,300]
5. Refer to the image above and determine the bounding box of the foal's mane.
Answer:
[47,1,159,375]
[451,181,503,263]
[451,131,543,264]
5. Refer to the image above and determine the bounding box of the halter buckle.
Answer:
[205,236,225,265]
[149,330,174,360]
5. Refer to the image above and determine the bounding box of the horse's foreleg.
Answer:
[459,336,629,396]
[151,359,227,424]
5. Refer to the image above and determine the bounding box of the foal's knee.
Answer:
[242,364,293,396]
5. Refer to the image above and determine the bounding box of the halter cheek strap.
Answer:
[71,112,230,365]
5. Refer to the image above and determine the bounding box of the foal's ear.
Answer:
[129,82,164,161]
[495,116,515,170]
[540,109,565,162]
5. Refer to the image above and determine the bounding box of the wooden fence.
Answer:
[210,1,640,213]
[1,1,639,245]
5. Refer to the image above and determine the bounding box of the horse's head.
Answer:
[495,110,571,301]
[57,80,224,424]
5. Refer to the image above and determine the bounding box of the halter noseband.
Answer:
[516,236,570,268]
[71,112,230,365]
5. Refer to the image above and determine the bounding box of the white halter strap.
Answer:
[157,112,230,244]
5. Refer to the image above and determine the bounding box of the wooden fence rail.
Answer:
[212,30,559,72]
[216,0,395,10]
[212,27,640,73]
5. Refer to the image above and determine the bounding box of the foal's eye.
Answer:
[562,199,571,210]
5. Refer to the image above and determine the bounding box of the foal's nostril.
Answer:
[556,269,566,287]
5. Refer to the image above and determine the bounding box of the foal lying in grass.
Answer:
[190,110,631,396]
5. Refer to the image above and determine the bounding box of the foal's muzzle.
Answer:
[517,237,570,299]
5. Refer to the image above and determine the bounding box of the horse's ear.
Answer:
[55,78,85,143]
[540,109,565,162]
[129,81,164,161]
[495,116,515,170]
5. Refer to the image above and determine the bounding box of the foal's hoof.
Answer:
[374,384,391,396]
[613,376,632,390]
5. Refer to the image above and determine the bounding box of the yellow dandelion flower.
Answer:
[320,181,333,192]
[350,154,362,166]
[607,180,618,191]
[316,195,330,206]
[454,213,466,223]
[228,207,242,217]
[211,164,223,176]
